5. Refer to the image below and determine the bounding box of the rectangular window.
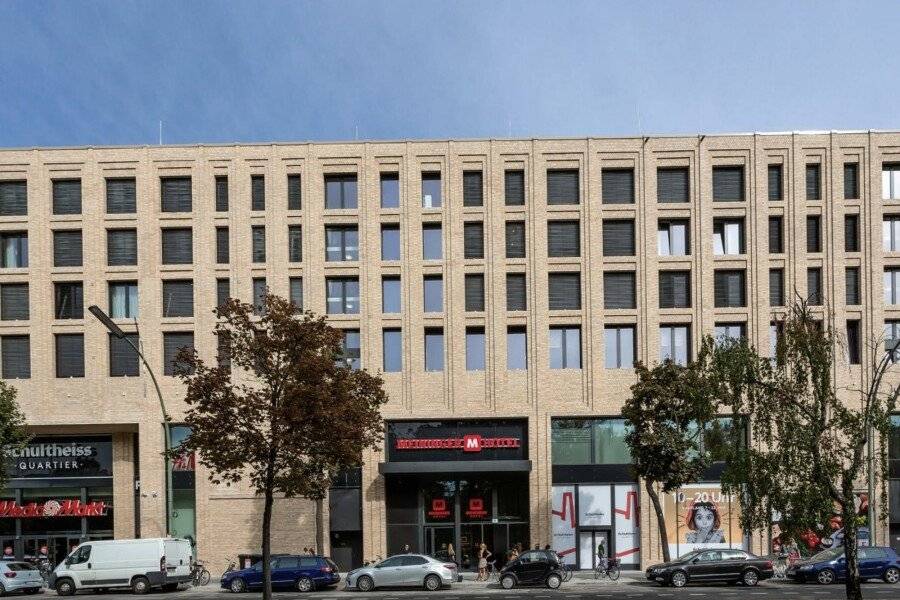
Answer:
[808,267,823,305]
[380,224,400,261]
[547,220,580,257]
[215,175,229,211]
[551,418,633,465]
[883,164,900,200]
[846,214,860,252]
[884,216,900,252]
[463,222,484,259]
[847,320,861,365]
[712,166,744,201]
[424,328,444,372]
[886,268,900,305]
[505,221,526,258]
[549,272,581,310]
[846,267,860,305]
[0,181,27,216]
[714,270,746,307]
[844,162,859,199]
[55,333,84,378]
[659,270,691,308]
[602,219,635,256]
[289,277,303,312]
[161,177,192,212]
[325,174,358,209]
[601,168,635,204]
[326,278,360,314]
[217,278,230,310]
[287,174,302,210]
[885,321,900,362]
[288,225,303,262]
[382,276,401,313]
[0,233,27,268]
[463,171,483,207]
[769,216,784,254]
[505,170,525,206]
[109,281,138,318]
[382,329,402,372]
[52,179,81,215]
[421,172,442,208]
[162,280,194,318]
[106,178,136,214]
[252,225,266,263]
[1,335,30,379]
[109,332,139,377]
[324,226,358,262]
[53,230,83,267]
[380,173,399,208]
[604,271,636,309]
[713,219,744,255]
[54,282,84,319]
[465,327,485,371]
[714,322,746,343]
[464,273,485,312]
[340,330,360,370]
[770,268,785,307]
[423,275,443,313]
[163,332,194,376]
[660,325,691,365]
[657,167,690,203]
[217,332,231,372]
[215,227,229,264]
[506,273,526,311]
[549,326,581,369]
[0,283,28,320]
[507,326,527,370]
[807,215,822,253]
[768,164,783,201]
[422,223,442,260]
[806,164,821,200]
[547,169,579,205]
[107,229,137,266]
[251,175,265,211]
[161,228,193,264]
[658,220,689,256]
[604,326,635,369]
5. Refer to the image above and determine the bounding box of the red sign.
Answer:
[172,452,195,471]
[395,435,520,452]
[465,498,488,519]
[427,499,451,519]
[0,500,108,518]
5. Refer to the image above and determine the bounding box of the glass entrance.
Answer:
[578,530,610,570]
[424,526,455,560]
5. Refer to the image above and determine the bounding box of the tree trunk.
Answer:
[645,479,670,563]
[843,505,862,600]
[261,458,276,600]
[315,497,325,555]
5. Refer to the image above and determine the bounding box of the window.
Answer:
[505,221,526,258]
[0,283,28,320]
[844,163,859,199]
[549,272,581,310]
[465,327,485,370]
[383,329,402,372]
[845,214,860,252]
[161,228,192,264]
[53,230,82,267]
[886,268,900,305]
[380,173,399,208]
[547,169,579,205]
[885,321,900,362]
[421,172,441,208]
[326,278,359,314]
[657,167,689,203]
[106,229,137,266]
[161,177,192,212]
[379,224,400,261]
[52,179,81,215]
[712,166,744,201]
[549,326,581,369]
[325,174,358,209]
[325,226,358,262]
[604,326,635,369]
[162,280,193,318]
[422,223,442,260]
[885,216,900,252]
[551,418,632,465]
[287,174,302,210]
[602,220,635,256]
[215,175,229,212]
[251,226,266,263]
[0,233,27,268]
[768,216,784,254]
[463,171,483,207]
[215,227,229,264]
[601,168,634,204]
[251,175,265,211]
[217,278,230,310]
[507,326,527,370]
[659,271,691,308]
[0,181,27,216]
[163,332,194,376]
[768,164,783,201]
[808,267,823,305]
[109,281,138,318]
[883,163,900,200]
[807,215,822,253]
[658,220,689,256]
[106,178,136,214]
[464,273,485,312]
[110,333,139,377]
[54,282,83,319]
[770,268,785,307]
[714,270,746,307]
[382,276,401,313]
[713,219,744,255]
[547,221,580,257]
[660,325,690,365]
[424,328,444,372]
[506,273,526,311]
[55,334,84,378]
[806,164,821,200]
[340,330,360,370]
[289,277,303,312]
[1,335,30,379]
[423,275,443,313]
[288,225,302,262]
[846,267,860,305]
[463,222,484,259]
[847,320,861,365]
[217,332,232,372]
[714,323,746,344]
[505,170,525,206]
[603,271,636,309]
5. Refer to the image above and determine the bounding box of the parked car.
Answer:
[0,562,44,596]
[646,549,774,587]
[345,554,454,592]
[786,546,900,584]
[221,555,340,592]
[499,549,564,589]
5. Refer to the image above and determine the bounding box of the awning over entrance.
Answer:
[379,459,532,474]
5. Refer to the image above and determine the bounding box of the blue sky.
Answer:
[1,0,898,147]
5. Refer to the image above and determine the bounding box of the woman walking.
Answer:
[476,543,492,582]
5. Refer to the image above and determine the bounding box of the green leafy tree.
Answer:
[0,380,30,492]
[173,294,387,600]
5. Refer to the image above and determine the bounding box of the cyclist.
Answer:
[596,541,608,574]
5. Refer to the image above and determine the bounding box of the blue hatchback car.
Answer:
[786,546,900,585]
[221,554,341,592]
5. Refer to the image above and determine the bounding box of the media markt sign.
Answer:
[4,436,113,479]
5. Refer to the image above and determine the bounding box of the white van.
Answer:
[50,538,192,595]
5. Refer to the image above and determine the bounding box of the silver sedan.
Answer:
[345,554,455,592]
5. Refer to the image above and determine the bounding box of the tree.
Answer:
[622,351,720,562]
[173,293,387,600]
[0,380,30,492]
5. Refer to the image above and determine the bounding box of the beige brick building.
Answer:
[1,132,899,573]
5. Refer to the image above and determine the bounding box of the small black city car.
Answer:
[500,550,564,589]
[646,549,774,588]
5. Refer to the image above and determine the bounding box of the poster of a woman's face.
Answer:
[663,485,742,557]
[685,501,725,544]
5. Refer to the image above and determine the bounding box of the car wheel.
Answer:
[229,578,247,593]
[501,574,516,589]
[55,579,75,597]
[884,566,900,584]
[742,569,760,587]
[817,568,836,585]
[356,575,374,592]
[423,574,441,591]
[670,570,688,588]
[131,576,151,595]
[296,577,313,592]
[0,583,6,597]
[546,573,562,589]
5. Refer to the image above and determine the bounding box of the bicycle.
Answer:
[772,553,789,579]
[485,560,499,582]
[34,557,53,584]
[593,558,620,581]
[562,563,575,582]
[191,559,211,586]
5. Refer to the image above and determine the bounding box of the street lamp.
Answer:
[89,305,174,537]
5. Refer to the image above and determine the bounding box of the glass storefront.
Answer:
[169,426,196,545]
[890,415,900,553]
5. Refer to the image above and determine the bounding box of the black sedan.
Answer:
[646,549,774,587]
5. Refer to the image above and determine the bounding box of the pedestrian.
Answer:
[302,547,309,555]
[508,546,519,561]
[476,543,492,582]
[543,544,551,551]
[533,544,540,550]
[308,547,316,556]
[402,544,411,554]
[447,543,456,564]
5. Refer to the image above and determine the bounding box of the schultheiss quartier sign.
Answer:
[395,434,521,452]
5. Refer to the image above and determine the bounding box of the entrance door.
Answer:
[424,526,455,560]
[578,530,609,570]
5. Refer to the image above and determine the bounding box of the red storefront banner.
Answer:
[395,434,520,452]
[0,499,108,518]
